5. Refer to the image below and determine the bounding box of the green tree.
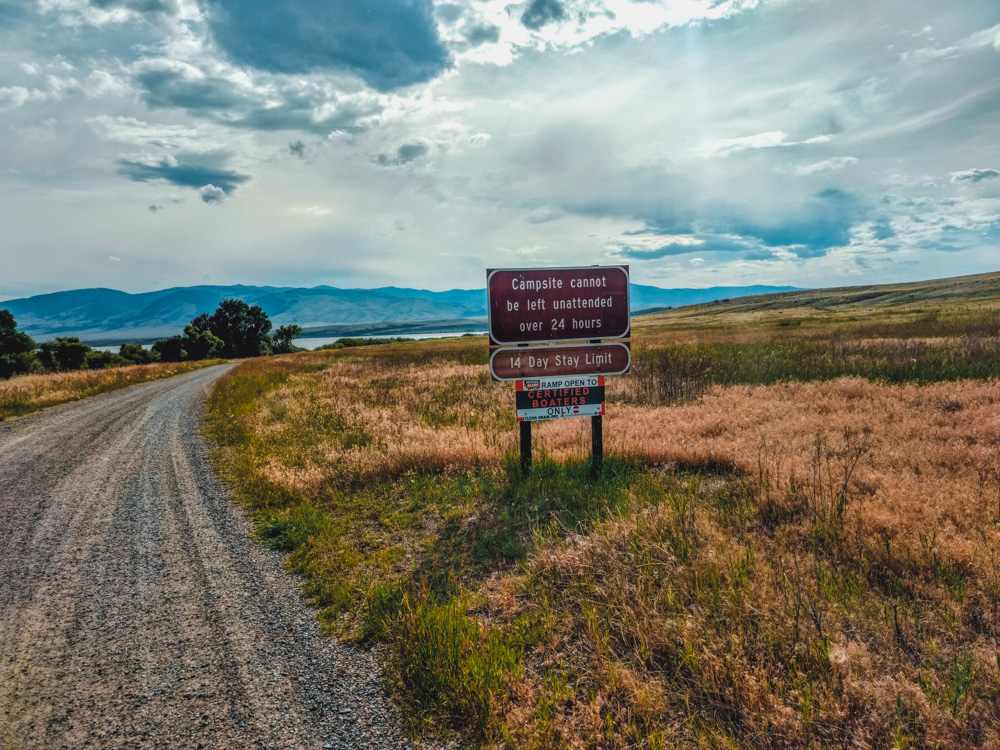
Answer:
[188,313,212,333]
[0,309,39,379]
[272,324,302,354]
[38,337,91,371]
[208,299,273,358]
[85,350,127,369]
[182,324,223,360]
[118,343,159,365]
[152,336,186,362]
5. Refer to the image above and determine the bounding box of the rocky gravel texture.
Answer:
[0,365,446,749]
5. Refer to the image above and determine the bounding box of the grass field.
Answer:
[0,360,225,421]
[206,274,1000,749]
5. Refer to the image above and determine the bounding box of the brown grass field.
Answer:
[0,360,225,420]
[206,275,1000,749]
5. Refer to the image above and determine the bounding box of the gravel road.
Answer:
[0,365,436,750]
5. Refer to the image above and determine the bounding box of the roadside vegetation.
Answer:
[206,283,1000,748]
[0,300,301,381]
[0,297,306,419]
[316,336,415,350]
[0,359,224,420]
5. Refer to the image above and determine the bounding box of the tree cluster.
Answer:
[0,300,302,379]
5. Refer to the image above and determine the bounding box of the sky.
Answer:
[1,0,999,299]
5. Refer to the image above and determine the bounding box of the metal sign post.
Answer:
[591,414,603,479]
[520,421,532,477]
[589,339,603,478]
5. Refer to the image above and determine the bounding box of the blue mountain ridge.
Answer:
[1,283,800,344]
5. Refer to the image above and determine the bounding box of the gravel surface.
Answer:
[0,365,447,750]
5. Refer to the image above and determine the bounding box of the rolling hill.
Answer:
[636,271,1000,325]
[0,283,798,344]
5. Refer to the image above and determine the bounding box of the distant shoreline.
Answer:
[296,316,488,339]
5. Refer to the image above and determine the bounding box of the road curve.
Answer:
[0,365,423,749]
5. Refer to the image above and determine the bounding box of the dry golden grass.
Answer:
[503,378,1000,748]
[0,360,224,420]
[207,327,1000,748]
[253,357,513,489]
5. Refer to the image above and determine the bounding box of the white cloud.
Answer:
[89,116,221,151]
[0,87,41,109]
[84,70,128,98]
[285,205,334,217]
[950,167,1000,183]
[199,184,226,203]
[692,131,832,159]
[790,156,859,175]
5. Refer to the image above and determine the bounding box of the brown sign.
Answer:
[487,265,630,345]
[489,342,631,381]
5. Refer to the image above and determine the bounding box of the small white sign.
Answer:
[517,402,606,422]
[520,375,602,391]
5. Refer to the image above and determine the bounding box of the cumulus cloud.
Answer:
[148,204,163,213]
[468,133,491,147]
[198,184,226,204]
[117,152,250,195]
[0,86,30,109]
[611,232,765,261]
[717,189,865,257]
[463,23,501,47]
[693,131,832,159]
[83,70,127,97]
[288,140,305,158]
[134,59,384,134]
[90,116,217,153]
[136,60,244,111]
[201,0,451,91]
[286,205,333,217]
[373,141,430,167]
[791,156,859,175]
[611,238,703,260]
[521,0,566,30]
[950,167,1000,183]
[88,0,178,14]
[435,3,463,23]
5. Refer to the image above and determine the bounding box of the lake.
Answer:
[90,330,487,354]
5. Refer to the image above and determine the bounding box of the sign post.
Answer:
[520,422,532,477]
[589,339,603,478]
[591,414,603,479]
[487,265,630,478]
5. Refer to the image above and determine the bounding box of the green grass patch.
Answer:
[628,337,1000,405]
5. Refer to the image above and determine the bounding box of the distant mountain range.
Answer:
[0,283,800,345]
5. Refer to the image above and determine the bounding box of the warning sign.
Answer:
[515,377,605,422]
[487,265,630,345]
